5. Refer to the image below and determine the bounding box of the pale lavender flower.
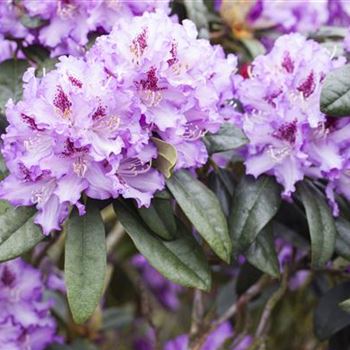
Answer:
[0,258,59,350]
[234,33,345,197]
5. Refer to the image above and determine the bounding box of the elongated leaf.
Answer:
[114,200,211,291]
[65,206,107,324]
[229,175,281,253]
[151,137,177,178]
[137,198,176,240]
[22,45,50,64]
[335,217,350,260]
[297,182,336,267]
[320,64,350,117]
[208,172,231,217]
[204,123,248,154]
[0,204,44,261]
[314,282,350,340]
[166,170,231,263]
[0,59,29,113]
[245,224,280,278]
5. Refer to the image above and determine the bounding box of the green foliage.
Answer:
[297,182,336,267]
[65,205,107,324]
[245,224,280,278]
[166,170,232,263]
[114,199,212,291]
[137,198,177,240]
[229,175,281,253]
[204,122,248,154]
[0,204,43,261]
[320,64,350,117]
[0,59,29,114]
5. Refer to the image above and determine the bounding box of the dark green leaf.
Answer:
[166,170,231,263]
[245,224,280,278]
[65,205,107,324]
[204,123,248,154]
[22,45,50,64]
[114,200,211,291]
[229,175,281,253]
[314,282,350,340]
[137,198,176,240]
[0,59,30,113]
[320,64,350,117]
[208,171,232,217]
[335,217,350,260]
[0,204,44,261]
[297,182,336,267]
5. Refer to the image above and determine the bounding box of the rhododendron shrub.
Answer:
[0,2,350,350]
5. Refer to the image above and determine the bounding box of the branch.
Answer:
[189,275,270,350]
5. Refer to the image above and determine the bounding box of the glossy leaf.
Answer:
[166,170,232,263]
[65,206,107,324]
[245,224,280,278]
[335,217,350,260]
[297,182,336,267]
[0,59,30,113]
[137,198,176,240]
[0,204,44,261]
[229,175,281,253]
[320,64,350,117]
[114,200,211,291]
[204,123,248,154]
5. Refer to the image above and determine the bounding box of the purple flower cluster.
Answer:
[0,10,236,235]
[0,258,59,350]
[132,254,183,311]
[217,0,350,42]
[234,33,345,198]
[0,0,170,59]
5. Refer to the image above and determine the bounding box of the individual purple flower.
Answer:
[233,33,345,197]
[0,258,60,350]
[132,254,183,311]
